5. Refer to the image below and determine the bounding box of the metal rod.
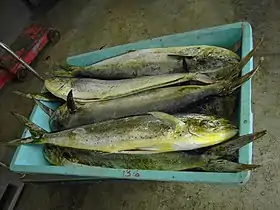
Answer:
[0,42,44,81]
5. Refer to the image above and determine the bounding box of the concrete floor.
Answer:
[1,0,280,209]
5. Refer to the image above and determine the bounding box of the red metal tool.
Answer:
[0,24,60,89]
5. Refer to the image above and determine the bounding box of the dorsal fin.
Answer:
[66,90,77,114]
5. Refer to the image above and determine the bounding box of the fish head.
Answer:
[180,114,238,149]
[45,78,72,100]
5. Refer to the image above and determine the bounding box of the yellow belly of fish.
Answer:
[92,137,175,153]
[52,130,237,154]
[101,131,237,154]
[92,132,234,154]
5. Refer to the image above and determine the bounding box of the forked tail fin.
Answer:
[203,159,260,172]
[218,38,263,81]
[6,112,47,146]
[34,100,55,117]
[221,57,263,95]
[13,90,61,102]
[205,130,267,156]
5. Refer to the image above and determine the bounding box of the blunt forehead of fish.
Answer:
[187,117,233,131]
[184,114,225,124]
[188,125,236,140]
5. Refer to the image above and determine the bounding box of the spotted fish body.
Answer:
[54,46,240,79]
[43,144,208,170]
[50,84,221,131]
[14,112,238,153]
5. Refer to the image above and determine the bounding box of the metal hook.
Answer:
[0,42,44,81]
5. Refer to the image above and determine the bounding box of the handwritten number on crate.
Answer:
[123,169,140,177]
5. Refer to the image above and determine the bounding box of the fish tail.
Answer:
[206,130,267,156]
[235,163,261,171]
[34,100,55,117]
[11,112,47,137]
[6,137,37,146]
[13,91,33,100]
[219,38,263,81]
[235,38,262,70]
[13,90,60,102]
[203,159,260,172]
[230,39,242,53]
[222,57,263,94]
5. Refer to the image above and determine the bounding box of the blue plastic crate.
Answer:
[10,22,253,184]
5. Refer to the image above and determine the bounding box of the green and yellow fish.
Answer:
[10,112,237,153]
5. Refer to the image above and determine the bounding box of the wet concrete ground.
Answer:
[1,0,280,209]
